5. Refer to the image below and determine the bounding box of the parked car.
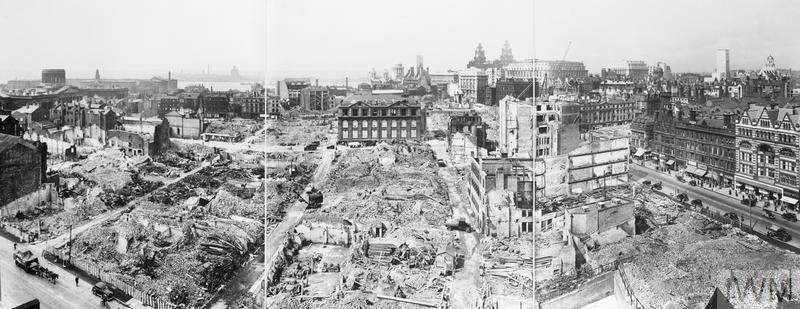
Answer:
[642,180,652,185]
[723,212,739,221]
[675,193,688,203]
[763,210,776,220]
[691,199,703,207]
[437,159,447,167]
[782,212,798,222]
[676,175,685,182]
[651,182,662,190]
[741,198,755,207]
[767,225,792,242]
[688,180,698,186]
[91,282,115,302]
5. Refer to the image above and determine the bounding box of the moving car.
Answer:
[741,198,755,207]
[691,199,703,207]
[437,159,447,167]
[651,182,662,190]
[782,212,798,222]
[688,180,698,186]
[767,225,792,242]
[91,282,115,302]
[642,180,652,185]
[723,212,739,221]
[763,209,776,220]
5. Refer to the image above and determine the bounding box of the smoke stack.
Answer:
[346,77,349,89]
[316,79,319,87]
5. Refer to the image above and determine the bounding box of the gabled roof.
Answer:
[0,133,37,153]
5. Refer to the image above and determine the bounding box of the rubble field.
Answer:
[269,227,461,309]
[268,141,466,308]
[203,118,263,142]
[587,186,800,309]
[6,149,166,240]
[65,162,265,308]
[312,141,450,227]
[265,118,335,146]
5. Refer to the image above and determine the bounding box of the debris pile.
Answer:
[317,141,449,226]
[203,119,263,142]
[585,188,800,309]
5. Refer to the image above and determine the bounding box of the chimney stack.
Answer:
[316,79,319,87]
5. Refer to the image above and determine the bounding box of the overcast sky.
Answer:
[535,0,800,74]
[267,0,534,83]
[0,0,265,82]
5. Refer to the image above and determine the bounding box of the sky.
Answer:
[267,0,534,83]
[535,0,800,74]
[0,0,266,83]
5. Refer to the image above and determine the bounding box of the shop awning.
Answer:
[744,185,755,190]
[634,149,646,157]
[665,160,675,165]
[695,168,708,177]
[736,176,784,194]
[781,196,799,205]
[685,166,697,174]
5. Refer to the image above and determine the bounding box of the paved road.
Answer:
[0,240,106,309]
[630,164,800,248]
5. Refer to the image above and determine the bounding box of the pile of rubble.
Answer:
[586,188,800,309]
[265,118,334,146]
[317,141,449,227]
[203,119,263,142]
[69,167,264,307]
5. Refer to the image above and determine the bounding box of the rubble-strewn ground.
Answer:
[268,141,464,308]
[203,118,263,142]
[315,142,450,227]
[265,118,336,146]
[65,156,264,307]
[265,152,320,221]
[6,149,167,240]
[586,185,800,309]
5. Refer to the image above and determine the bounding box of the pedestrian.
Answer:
[75,276,79,286]
[13,243,17,250]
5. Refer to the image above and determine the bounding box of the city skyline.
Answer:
[0,0,266,83]
[267,0,534,82]
[535,0,800,74]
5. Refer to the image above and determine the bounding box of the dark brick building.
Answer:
[0,133,47,207]
[0,114,23,136]
[202,92,231,118]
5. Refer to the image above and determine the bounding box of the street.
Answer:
[0,239,106,309]
[630,164,800,248]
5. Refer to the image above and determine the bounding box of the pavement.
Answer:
[630,163,800,249]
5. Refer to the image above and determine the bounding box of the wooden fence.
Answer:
[45,246,179,309]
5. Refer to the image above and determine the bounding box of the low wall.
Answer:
[539,271,615,309]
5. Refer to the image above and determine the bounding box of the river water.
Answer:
[178,81,261,92]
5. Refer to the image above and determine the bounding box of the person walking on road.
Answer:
[75,276,79,286]
[13,243,17,250]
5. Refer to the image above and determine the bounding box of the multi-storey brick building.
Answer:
[201,92,231,118]
[267,96,280,118]
[0,133,47,207]
[650,98,742,186]
[735,103,800,206]
[578,98,639,133]
[337,94,426,144]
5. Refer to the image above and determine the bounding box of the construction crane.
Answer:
[561,41,572,61]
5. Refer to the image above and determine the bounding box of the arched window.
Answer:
[739,141,751,149]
